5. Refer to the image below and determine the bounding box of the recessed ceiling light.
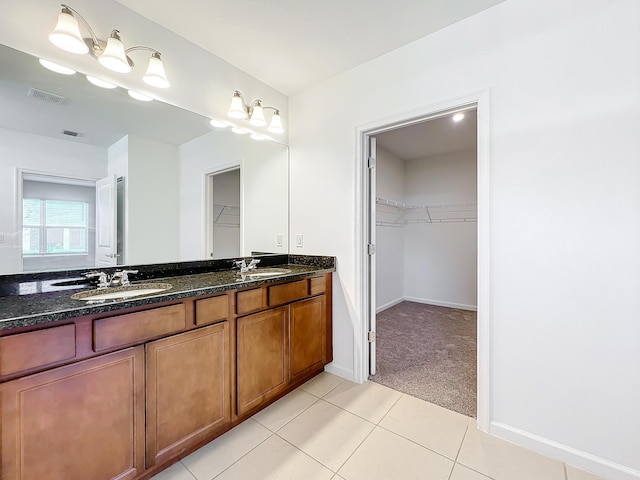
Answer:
[127,90,153,102]
[38,58,76,75]
[209,119,228,128]
[86,75,117,89]
[453,112,465,122]
[231,127,248,134]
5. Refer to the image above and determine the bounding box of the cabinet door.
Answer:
[290,296,326,381]
[236,307,288,416]
[1,347,145,480]
[146,322,230,467]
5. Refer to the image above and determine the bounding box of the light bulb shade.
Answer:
[268,110,284,134]
[249,101,266,126]
[143,53,170,88]
[128,90,153,102]
[99,31,132,73]
[86,75,117,89]
[49,8,89,54]
[228,91,248,119]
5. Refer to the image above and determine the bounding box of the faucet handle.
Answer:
[112,269,138,287]
[83,271,109,289]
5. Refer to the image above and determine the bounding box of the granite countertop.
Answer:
[0,262,334,331]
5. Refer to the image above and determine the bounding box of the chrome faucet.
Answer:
[83,269,138,288]
[235,258,260,274]
[109,270,138,287]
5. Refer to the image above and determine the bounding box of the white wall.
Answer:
[375,147,404,310]
[0,127,106,274]
[403,150,477,310]
[179,130,288,261]
[289,0,640,478]
[126,135,180,265]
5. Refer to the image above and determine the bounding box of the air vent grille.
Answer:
[62,130,82,137]
[28,88,66,105]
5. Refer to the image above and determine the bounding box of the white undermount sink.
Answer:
[70,283,173,301]
[242,268,292,278]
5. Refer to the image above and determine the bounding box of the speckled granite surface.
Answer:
[0,255,335,331]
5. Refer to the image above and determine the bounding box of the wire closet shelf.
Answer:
[376,196,477,227]
[213,203,240,227]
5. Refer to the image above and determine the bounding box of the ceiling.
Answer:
[115,0,507,95]
[375,109,477,160]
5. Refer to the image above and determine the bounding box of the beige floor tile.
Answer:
[450,463,493,480]
[338,427,454,480]
[253,389,318,432]
[566,464,605,480]
[457,422,565,480]
[299,371,346,398]
[182,419,271,480]
[150,461,196,480]
[215,435,334,480]
[323,380,401,423]
[278,399,375,471]
[379,394,470,459]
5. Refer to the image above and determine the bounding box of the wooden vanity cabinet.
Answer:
[290,295,327,382]
[145,321,231,468]
[236,306,288,416]
[1,347,145,480]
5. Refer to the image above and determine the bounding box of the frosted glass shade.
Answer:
[143,53,170,88]
[249,101,266,126]
[99,31,131,73]
[268,110,284,134]
[49,9,88,54]
[228,91,248,119]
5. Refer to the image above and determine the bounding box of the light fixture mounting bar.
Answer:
[60,3,100,49]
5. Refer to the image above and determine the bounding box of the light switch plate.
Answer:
[276,234,283,247]
[295,234,303,248]
[0,233,4,243]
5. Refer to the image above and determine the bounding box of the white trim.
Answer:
[376,297,405,313]
[490,422,640,480]
[202,161,242,260]
[355,90,491,430]
[324,362,354,381]
[403,296,477,312]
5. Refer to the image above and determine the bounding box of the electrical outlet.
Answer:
[0,233,4,243]
[295,234,303,248]
[276,234,283,247]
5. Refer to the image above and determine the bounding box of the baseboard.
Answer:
[403,296,477,312]
[490,422,640,480]
[376,297,404,313]
[323,362,354,382]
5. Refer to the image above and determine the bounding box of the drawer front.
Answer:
[93,304,186,352]
[309,276,326,296]
[268,280,308,306]
[195,295,229,326]
[236,288,265,315]
[0,324,76,376]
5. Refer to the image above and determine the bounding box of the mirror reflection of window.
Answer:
[21,173,96,272]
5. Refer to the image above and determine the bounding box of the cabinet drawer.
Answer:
[309,276,326,296]
[93,304,186,352]
[195,295,229,325]
[236,288,266,315]
[268,280,308,306]
[0,324,76,376]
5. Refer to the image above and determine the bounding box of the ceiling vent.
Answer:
[27,88,66,105]
[62,130,83,137]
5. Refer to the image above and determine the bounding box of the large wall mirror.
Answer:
[0,43,289,276]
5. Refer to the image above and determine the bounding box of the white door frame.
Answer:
[355,90,491,431]
[203,162,242,259]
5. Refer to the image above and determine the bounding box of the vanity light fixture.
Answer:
[127,90,153,102]
[227,90,284,134]
[49,4,170,88]
[38,58,76,75]
[86,75,117,89]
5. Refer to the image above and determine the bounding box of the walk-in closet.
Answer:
[369,108,478,417]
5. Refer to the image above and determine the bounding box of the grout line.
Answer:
[259,394,320,433]
[179,460,199,480]
[275,431,344,474]
[564,462,568,480]
[376,391,403,425]
[331,423,379,474]
[453,418,471,463]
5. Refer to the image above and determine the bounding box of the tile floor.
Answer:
[151,372,604,480]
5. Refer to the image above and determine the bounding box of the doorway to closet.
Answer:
[368,107,478,417]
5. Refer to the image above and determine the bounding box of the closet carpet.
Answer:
[369,301,477,417]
